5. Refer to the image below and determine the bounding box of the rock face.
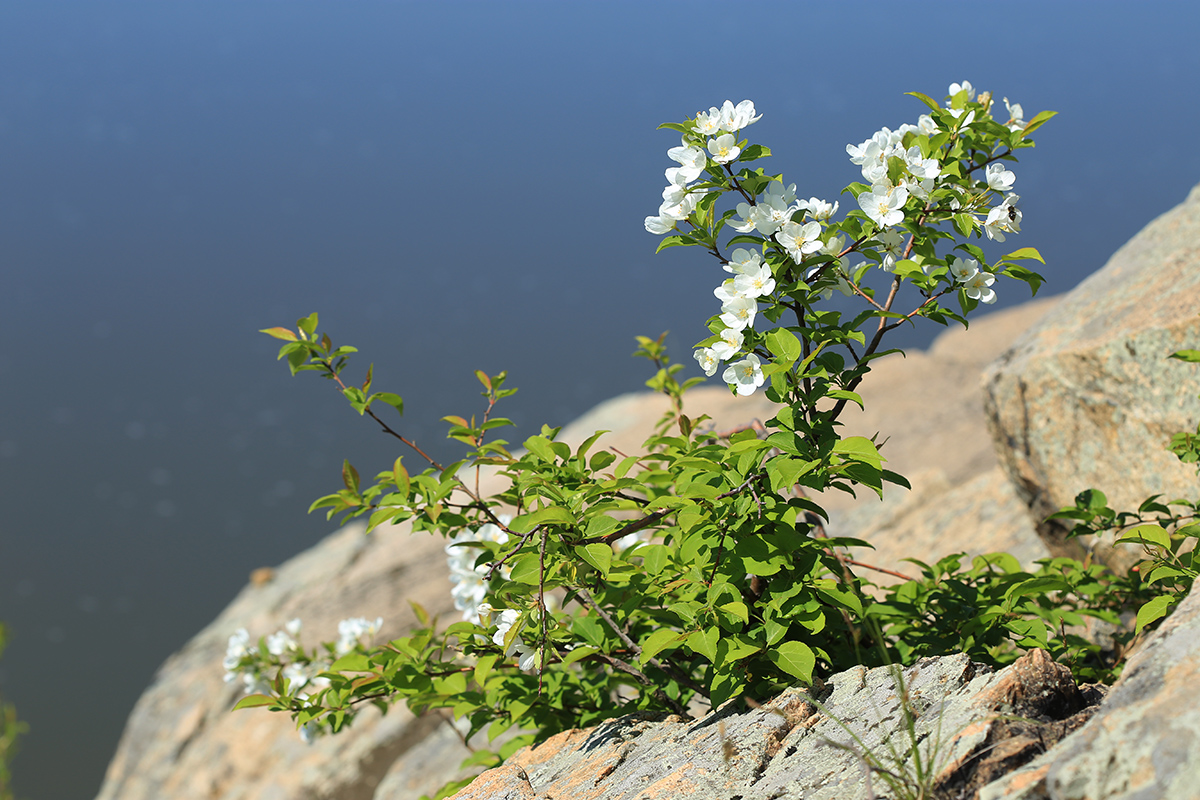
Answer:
[447,578,1200,800]
[94,299,1055,800]
[981,584,1200,800]
[444,649,1100,800]
[983,183,1200,565]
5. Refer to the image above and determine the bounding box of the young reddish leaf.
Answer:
[393,457,410,496]
[260,327,298,341]
[342,459,360,493]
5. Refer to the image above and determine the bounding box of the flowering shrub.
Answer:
[232,82,1089,792]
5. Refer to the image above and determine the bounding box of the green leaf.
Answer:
[1002,247,1045,264]
[718,601,750,626]
[638,628,684,665]
[1145,565,1187,585]
[765,455,818,493]
[575,430,609,461]
[686,627,718,661]
[905,91,939,111]
[766,640,816,683]
[765,328,803,365]
[732,536,783,576]
[434,672,468,696]
[560,645,599,666]
[641,544,668,575]
[655,234,693,254]
[1136,594,1175,633]
[1170,350,1200,363]
[1022,109,1057,135]
[330,652,372,671]
[709,664,748,708]
[474,654,498,686]
[509,553,542,585]
[510,506,574,533]
[233,694,277,710]
[296,312,319,337]
[574,543,612,576]
[523,435,557,464]
[739,143,771,162]
[372,392,404,416]
[825,389,863,409]
[1007,576,1071,600]
[832,436,884,468]
[1116,524,1171,550]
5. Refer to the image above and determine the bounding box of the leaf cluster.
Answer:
[228,87,1190,796]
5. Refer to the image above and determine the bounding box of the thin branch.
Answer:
[481,527,541,581]
[576,587,705,697]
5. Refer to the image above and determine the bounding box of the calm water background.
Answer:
[1,2,1198,797]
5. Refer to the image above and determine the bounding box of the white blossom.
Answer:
[695,107,722,136]
[710,328,744,361]
[1003,97,1026,132]
[719,99,762,132]
[985,162,1016,193]
[801,197,838,221]
[282,662,311,692]
[733,262,776,299]
[764,181,798,207]
[335,617,383,655]
[904,145,941,181]
[446,517,511,623]
[266,628,297,657]
[948,80,976,102]
[713,278,743,305]
[694,347,719,376]
[949,257,980,282]
[723,354,766,397]
[876,229,905,271]
[775,220,823,261]
[667,144,707,184]
[984,194,1021,241]
[724,247,762,274]
[948,108,976,128]
[491,609,541,672]
[707,133,741,164]
[719,296,758,331]
[857,185,908,229]
[512,640,541,672]
[963,270,997,304]
[242,671,270,696]
[729,202,758,233]
[749,194,794,236]
[659,184,699,221]
[644,214,677,234]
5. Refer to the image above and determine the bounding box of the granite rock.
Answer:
[983,182,1200,568]
[981,585,1200,800]
[445,649,1097,800]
